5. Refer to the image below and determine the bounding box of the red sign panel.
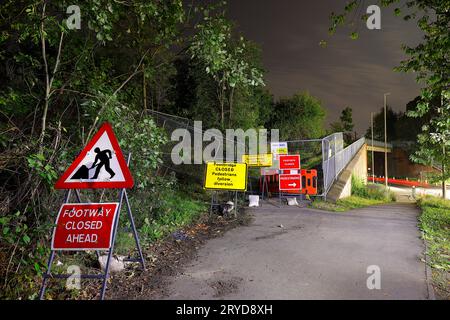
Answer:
[279,155,300,170]
[51,203,119,250]
[279,174,302,191]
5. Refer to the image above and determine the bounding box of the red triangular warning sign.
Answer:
[54,122,134,189]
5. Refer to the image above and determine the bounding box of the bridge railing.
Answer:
[322,134,365,197]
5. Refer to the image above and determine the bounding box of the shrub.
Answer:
[351,175,395,201]
[417,196,450,299]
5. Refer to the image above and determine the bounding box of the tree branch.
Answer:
[85,48,150,141]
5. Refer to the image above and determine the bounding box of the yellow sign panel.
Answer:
[241,154,273,167]
[276,147,288,154]
[204,162,247,191]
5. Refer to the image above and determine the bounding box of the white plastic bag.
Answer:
[248,195,260,207]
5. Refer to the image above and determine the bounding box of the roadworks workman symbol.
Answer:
[204,162,248,191]
[54,122,133,189]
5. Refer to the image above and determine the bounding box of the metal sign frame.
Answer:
[39,153,145,300]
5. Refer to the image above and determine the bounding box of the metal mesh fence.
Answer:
[148,110,247,185]
[322,134,365,195]
[148,110,365,199]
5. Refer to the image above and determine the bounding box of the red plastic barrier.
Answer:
[368,176,430,188]
[259,169,318,195]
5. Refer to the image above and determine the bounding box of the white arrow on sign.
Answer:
[288,183,297,187]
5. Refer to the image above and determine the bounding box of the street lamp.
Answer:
[371,112,375,182]
[384,93,390,189]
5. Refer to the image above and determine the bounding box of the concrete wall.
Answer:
[327,144,368,202]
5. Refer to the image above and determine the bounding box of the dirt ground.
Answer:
[76,211,252,300]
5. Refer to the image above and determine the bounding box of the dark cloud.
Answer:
[227,0,423,134]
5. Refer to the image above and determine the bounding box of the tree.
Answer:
[340,107,354,133]
[0,0,198,298]
[364,106,399,142]
[269,92,326,141]
[331,107,354,144]
[330,1,449,197]
[394,96,434,142]
[171,30,269,130]
[189,8,265,128]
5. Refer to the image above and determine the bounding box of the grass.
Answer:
[417,196,450,299]
[310,175,395,212]
[311,196,391,212]
[138,191,208,242]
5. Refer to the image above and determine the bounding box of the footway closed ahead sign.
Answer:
[51,203,119,250]
[204,162,247,191]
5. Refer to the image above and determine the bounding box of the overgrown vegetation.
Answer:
[0,0,330,299]
[351,176,396,201]
[417,196,450,299]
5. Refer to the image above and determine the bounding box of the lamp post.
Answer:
[371,112,375,182]
[384,93,390,189]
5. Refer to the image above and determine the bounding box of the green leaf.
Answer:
[23,234,31,244]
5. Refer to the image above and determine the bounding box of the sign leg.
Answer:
[261,175,266,201]
[124,190,146,271]
[209,191,216,215]
[39,250,55,300]
[100,189,124,300]
[75,189,82,202]
[39,189,72,300]
[234,191,238,217]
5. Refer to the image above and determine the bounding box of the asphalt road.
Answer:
[159,203,430,300]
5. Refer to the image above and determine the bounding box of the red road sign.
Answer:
[54,122,134,189]
[51,203,119,250]
[279,174,302,191]
[279,154,300,170]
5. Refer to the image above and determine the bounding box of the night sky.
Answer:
[227,0,423,134]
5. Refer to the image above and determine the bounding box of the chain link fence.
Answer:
[148,110,365,199]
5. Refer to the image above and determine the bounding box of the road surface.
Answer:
[159,203,430,300]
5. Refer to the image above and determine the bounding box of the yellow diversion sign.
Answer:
[204,162,247,191]
[241,154,273,167]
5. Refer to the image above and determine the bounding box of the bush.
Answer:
[310,176,395,212]
[138,190,207,242]
[417,196,450,299]
[351,175,395,201]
